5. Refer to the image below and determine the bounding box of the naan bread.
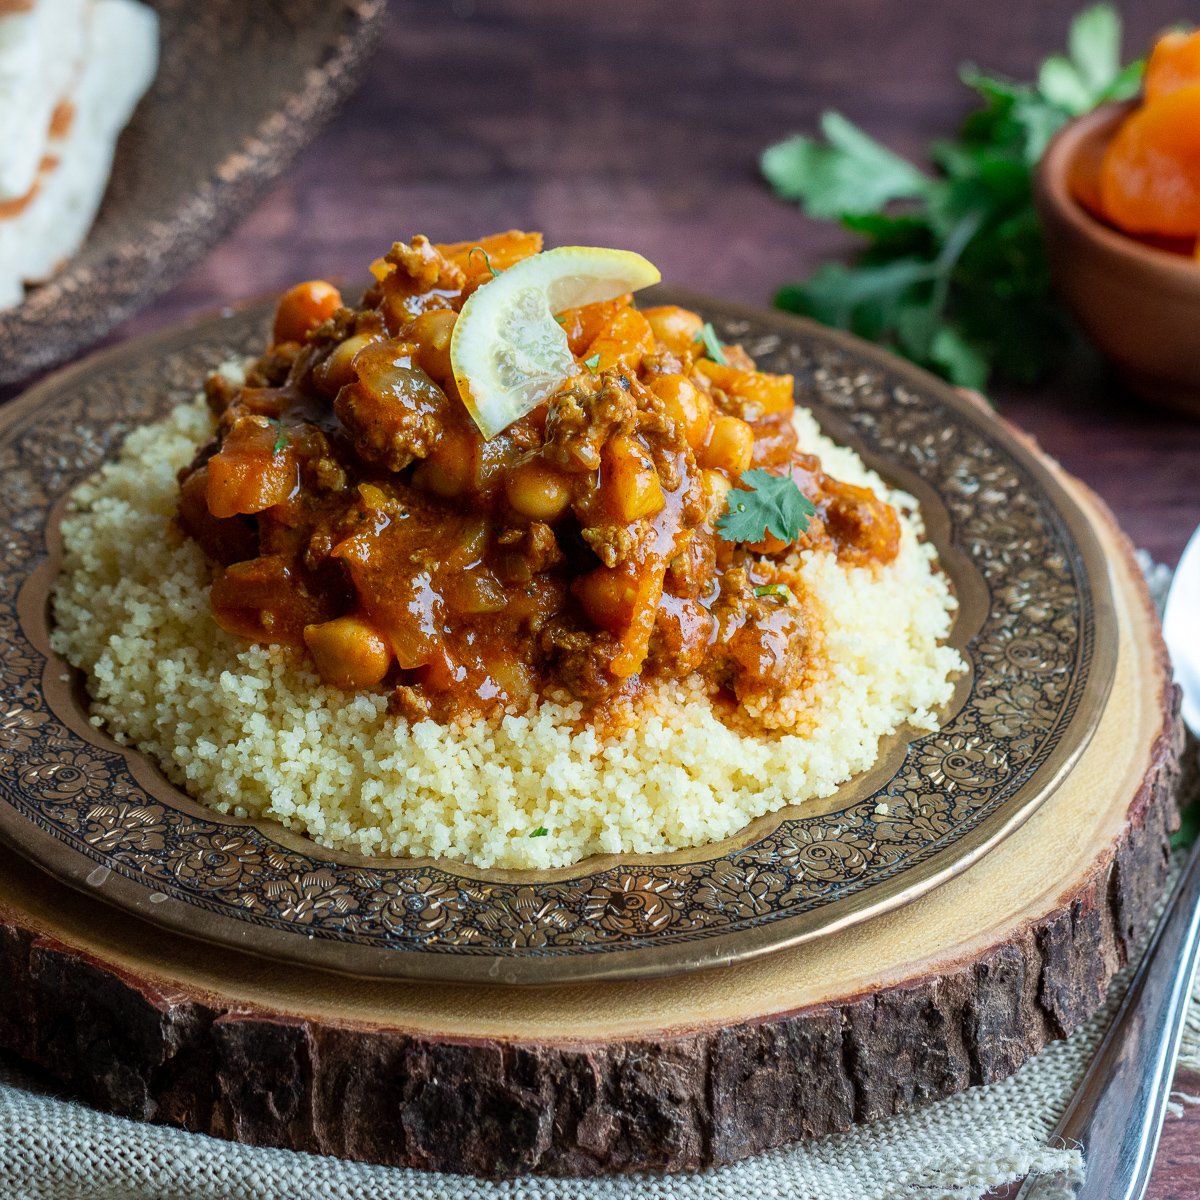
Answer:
[0,0,88,202]
[0,0,157,309]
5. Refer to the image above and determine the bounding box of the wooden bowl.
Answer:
[0,0,387,386]
[1035,101,1200,419]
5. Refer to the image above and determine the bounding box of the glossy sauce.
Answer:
[178,231,901,725]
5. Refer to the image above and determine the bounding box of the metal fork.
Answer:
[1016,830,1200,1199]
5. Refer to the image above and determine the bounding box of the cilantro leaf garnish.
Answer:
[583,352,601,370]
[529,826,549,838]
[696,321,728,365]
[754,583,796,604]
[760,4,1143,389]
[716,469,816,544]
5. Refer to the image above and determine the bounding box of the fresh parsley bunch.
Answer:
[760,4,1144,390]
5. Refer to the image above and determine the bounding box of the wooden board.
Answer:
[0,472,1183,1179]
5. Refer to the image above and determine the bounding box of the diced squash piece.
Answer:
[557,295,632,356]
[332,529,442,670]
[574,565,665,679]
[210,555,328,646]
[695,360,794,416]
[642,305,704,356]
[610,570,666,678]
[601,435,665,524]
[649,375,711,450]
[1100,85,1200,237]
[583,307,655,372]
[437,230,544,280]
[205,419,297,519]
[1145,28,1200,101]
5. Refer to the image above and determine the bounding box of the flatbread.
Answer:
[0,0,88,201]
[0,0,157,308]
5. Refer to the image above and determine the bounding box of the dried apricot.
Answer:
[1144,28,1200,101]
[1099,84,1200,237]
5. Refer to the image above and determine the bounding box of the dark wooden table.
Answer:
[7,0,1200,1193]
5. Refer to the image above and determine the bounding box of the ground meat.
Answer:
[386,236,465,293]
[389,684,432,722]
[495,522,564,582]
[538,622,622,701]
[245,344,301,389]
[334,368,448,472]
[580,522,637,569]
[710,567,808,706]
[544,375,637,472]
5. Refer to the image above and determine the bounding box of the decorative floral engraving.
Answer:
[82,802,167,854]
[0,705,44,753]
[773,825,872,880]
[871,790,954,843]
[20,751,112,803]
[0,300,1108,978]
[582,874,684,935]
[367,875,463,935]
[476,886,577,949]
[916,734,1008,792]
[166,831,263,886]
[693,860,785,918]
[262,869,356,925]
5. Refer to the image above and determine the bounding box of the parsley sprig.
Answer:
[760,4,1143,389]
[717,469,816,544]
[269,417,289,456]
[469,245,500,278]
[696,321,728,365]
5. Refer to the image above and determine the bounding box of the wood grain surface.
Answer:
[2,0,1199,1190]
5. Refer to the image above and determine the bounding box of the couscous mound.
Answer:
[51,396,963,869]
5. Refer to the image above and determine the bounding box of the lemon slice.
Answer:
[450,245,661,439]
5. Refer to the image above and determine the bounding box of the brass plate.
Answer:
[0,291,1117,985]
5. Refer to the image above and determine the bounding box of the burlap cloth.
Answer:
[1,556,1194,1200]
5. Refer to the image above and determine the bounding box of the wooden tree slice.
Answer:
[0,472,1183,1178]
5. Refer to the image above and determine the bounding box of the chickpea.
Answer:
[649,375,712,450]
[414,429,479,499]
[701,468,733,523]
[272,281,342,346]
[505,459,572,521]
[700,415,754,476]
[408,309,458,385]
[303,615,392,690]
[314,331,380,395]
[642,305,705,356]
[575,567,638,633]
